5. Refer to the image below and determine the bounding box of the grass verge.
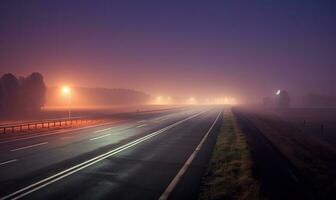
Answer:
[199,109,261,200]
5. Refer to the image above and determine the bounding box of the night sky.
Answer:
[1,0,335,103]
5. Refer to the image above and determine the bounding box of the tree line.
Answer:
[0,72,46,114]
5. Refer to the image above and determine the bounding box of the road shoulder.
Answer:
[198,109,261,200]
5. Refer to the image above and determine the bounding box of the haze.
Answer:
[1,1,335,104]
[1,1,336,199]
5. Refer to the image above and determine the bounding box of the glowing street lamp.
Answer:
[188,97,196,105]
[62,86,71,95]
[61,86,72,120]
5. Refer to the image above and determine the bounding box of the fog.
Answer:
[1,1,335,107]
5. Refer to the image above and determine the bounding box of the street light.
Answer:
[61,86,72,121]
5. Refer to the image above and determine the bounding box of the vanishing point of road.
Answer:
[0,107,222,200]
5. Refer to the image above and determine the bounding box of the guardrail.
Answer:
[0,107,183,134]
[0,117,95,134]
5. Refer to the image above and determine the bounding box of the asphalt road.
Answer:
[0,106,223,200]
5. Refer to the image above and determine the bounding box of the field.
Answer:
[275,108,336,146]
[233,107,336,199]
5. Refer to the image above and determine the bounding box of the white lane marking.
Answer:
[0,111,206,200]
[0,159,17,166]
[136,124,147,128]
[94,128,112,133]
[10,142,48,152]
[159,111,222,200]
[0,122,117,144]
[89,134,112,141]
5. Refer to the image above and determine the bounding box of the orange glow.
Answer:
[147,95,238,105]
[152,96,174,105]
[156,96,162,101]
[187,97,197,104]
[212,97,237,105]
[61,86,71,95]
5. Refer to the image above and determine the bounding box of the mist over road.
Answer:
[0,106,222,200]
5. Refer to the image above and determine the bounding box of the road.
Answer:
[0,106,222,200]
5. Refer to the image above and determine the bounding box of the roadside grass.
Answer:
[248,111,336,199]
[199,110,261,200]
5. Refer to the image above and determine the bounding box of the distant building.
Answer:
[276,90,290,108]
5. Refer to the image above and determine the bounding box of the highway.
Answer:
[0,106,223,200]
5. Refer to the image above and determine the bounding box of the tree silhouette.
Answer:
[0,81,3,112]
[0,72,46,115]
[22,72,46,112]
[0,73,20,113]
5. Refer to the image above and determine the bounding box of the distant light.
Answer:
[212,96,237,105]
[189,97,196,102]
[276,90,281,95]
[61,86,71,95]
[153,96,172,105]
[186,97,197,105]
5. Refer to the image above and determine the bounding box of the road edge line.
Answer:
[158,111,222,200]
[0,110,207,200]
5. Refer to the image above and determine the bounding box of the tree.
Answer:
[22,72,46,112]
[0,73,20,113]
[0,81,3,113]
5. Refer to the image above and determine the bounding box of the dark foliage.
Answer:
[0,72,46,114]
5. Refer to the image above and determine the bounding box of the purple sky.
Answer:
[1,0,335,102]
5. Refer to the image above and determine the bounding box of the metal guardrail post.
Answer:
[0,116,93,134]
